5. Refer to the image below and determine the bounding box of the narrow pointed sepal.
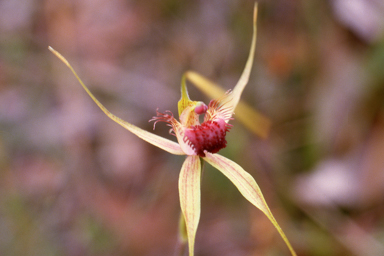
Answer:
[49,47,185,155]
[230,2,258,111]
[179,155,201,256]
[203,152,297,256]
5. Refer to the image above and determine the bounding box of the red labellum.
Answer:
[184,119,231,157]
[151,94,233,156]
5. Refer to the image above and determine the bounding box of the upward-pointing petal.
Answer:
[179,155,201,256]
[203,152,297,256]
[230,2,258,112]
[49,47,185,155]
[186,3,258,115]
[184,4,271,139]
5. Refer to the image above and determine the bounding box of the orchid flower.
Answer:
[184,70,271,139]
[49,3,296,256]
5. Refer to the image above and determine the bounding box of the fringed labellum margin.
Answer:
[150,96,232,157]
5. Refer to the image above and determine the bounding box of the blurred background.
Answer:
[1,0,384,255]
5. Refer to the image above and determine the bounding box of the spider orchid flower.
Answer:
[49,4,296,256]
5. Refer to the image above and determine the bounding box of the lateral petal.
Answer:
[204,152,297,256]
[179,155,201,256]
[230,3,258,112]
[49,47,185,155]
[184,4,271,138]
[186,3,257,114]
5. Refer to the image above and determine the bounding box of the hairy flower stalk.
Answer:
[49,3,296,256]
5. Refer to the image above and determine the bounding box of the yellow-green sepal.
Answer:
[179,155,201,256]
[203,152,297,256]
[49,46,185,155]
[178,74,193,117]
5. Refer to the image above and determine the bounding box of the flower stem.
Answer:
[174,213,187,256]
[200,157,205,180]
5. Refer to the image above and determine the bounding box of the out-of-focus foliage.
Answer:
[1,0,384,255]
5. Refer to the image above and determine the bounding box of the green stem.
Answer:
[174,213,187,256]
[200,157,205,181]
